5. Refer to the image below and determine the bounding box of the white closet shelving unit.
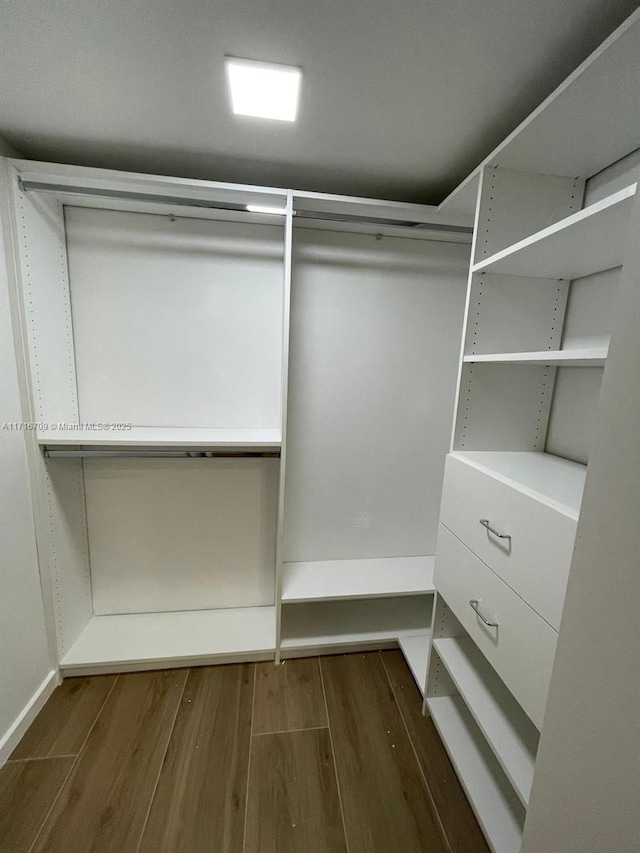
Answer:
[424,10,640,853]
[4,167,295,673]
[276,213,470,678]
[2,157,472,682]
[3,10,638,839]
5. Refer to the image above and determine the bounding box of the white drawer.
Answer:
[434,524,557,729]
[440,454,576,630]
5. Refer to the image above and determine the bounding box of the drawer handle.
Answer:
[479,519,511,541]
[469,599,499,627]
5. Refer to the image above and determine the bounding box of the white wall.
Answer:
[66,207,285,429]
[0,163,55,763]
[284,229,468,561]
[521,189,640,852]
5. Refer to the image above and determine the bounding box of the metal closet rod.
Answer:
[18,179,472,234]
[44,449,281,459]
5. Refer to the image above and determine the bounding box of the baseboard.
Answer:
[0,670,58,766]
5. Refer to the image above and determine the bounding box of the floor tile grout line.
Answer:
[378,652,454,853]
[242,661,258,853]
[134,668,191,853]
[251,724,329,738]
[318,657,351,853]
[7,754,79,763]
[27,673,121,853]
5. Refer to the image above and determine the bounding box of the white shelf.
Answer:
[399,633,430,694]
[60,606,276,674]
[452,451,586,517]
[472,184,636,279]
[463,347,607,367]
[427,695,525,853]
[281,556,434,603]
[280,596,432,654]
[433,638,538,805]
[37,427,281,450]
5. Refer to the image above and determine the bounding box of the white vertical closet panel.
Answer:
[85,458,278,614]
[6,170,93,658]
[9,186,78,424]
[284,229,468,561]
[0,180,54,760]
[65,208,284,429]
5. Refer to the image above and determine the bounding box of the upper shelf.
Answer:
[37,427,281,451]
[463,348,607,367]
[472,184,636,279]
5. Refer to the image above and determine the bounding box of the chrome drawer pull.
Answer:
[469,599,499,627]
[479,519,511,541]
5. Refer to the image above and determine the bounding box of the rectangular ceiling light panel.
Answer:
[225,57,301,122]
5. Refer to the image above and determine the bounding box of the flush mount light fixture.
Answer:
[225,57,301,122]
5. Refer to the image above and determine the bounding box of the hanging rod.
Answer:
[44,449,281,459]
[19,178,472,234]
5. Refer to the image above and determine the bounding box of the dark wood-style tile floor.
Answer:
[0,651,489,853]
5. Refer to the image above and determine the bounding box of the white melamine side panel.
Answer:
[284,229,468,562]
[560,268,619,350]
[0,190,55,761]
[454,363,555,452]
[464,274,568,356]
[8,174,78,423]
[43,460,93,655]
[440,455,577,630]
[66,207,284,429]
[545,367,604,465]
[434,525,558,730]
[85,458,278,614]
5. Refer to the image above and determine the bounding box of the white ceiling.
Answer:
[1,0,638,203]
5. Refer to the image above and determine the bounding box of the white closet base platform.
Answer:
[60,606,276,675]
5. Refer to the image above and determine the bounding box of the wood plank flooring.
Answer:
[0,652,489,853]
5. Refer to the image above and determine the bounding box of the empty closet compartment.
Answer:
[280,226,469,676]
[10,170,290,672]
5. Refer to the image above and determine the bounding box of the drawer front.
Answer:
[440,454,576,630]
[434,524,557,729]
